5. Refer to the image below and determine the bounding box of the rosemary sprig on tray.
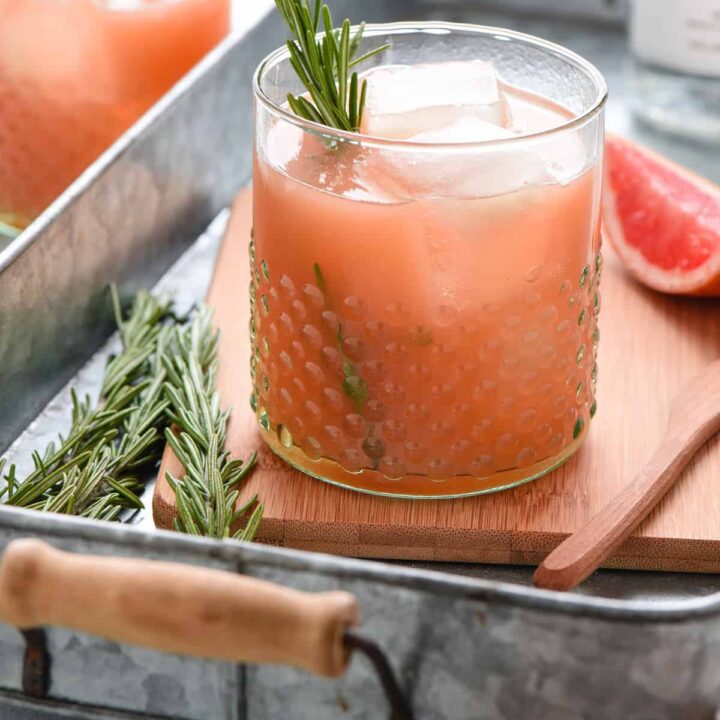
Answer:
[1,287,262,540]
[163,308,263,541]
[275,0,389,132]
[2,288,174,520]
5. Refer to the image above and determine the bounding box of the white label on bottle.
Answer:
[631,0,720,78]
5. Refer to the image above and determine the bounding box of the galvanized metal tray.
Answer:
[1,1,720,718]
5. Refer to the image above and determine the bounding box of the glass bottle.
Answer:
[629,0,720,140]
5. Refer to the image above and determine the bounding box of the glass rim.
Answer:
[252,20,608,149]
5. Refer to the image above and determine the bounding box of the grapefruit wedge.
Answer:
[603,134,720,296]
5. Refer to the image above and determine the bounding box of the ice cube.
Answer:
[353,145,551,202]
[502,87,587,183]
[265,118,303,170]
[355,111,549,202]
[448,145,551,198]
[361,61,509,139]
[503,87,568,136]
[409,116,514,144]
[356,129,550,201]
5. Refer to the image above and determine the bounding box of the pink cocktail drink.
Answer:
[252,24,606,497]
[0,0,229,234]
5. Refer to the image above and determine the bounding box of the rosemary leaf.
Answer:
[276,0,390,132]
[348,72,359,131]
[226,452,257,489]
[338,20,350,114]
[231,492,260,525]
[240,502,265,542]
[358,78,368,125]
[105,477,145,509]
[312,261,328,295]
[348,44,389,70]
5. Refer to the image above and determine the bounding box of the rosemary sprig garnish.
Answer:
[2,287,174,519]
[163,307,263,541]
[275,0,389,132]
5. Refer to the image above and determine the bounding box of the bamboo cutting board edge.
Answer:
[153,188,720,573]
[242,503,720,571]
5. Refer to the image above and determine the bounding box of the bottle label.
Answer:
[631,0,720,78]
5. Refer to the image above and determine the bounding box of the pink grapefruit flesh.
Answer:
[603,134,720,296]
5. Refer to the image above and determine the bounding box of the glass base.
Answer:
[258,424,588,499]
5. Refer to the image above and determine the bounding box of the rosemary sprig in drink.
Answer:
[337,322,368,411]
[275,0,389,132]
[312,262,368,410]
[163,307,263,541]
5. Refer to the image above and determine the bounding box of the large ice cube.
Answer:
[361,61,509,139]
[502,87,587,183]
[353,147,550,202]
[354,114,550,201]
[405,116,550,197]
[409,116,514,144]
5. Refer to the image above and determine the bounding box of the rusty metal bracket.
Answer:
[21,628,50,699]
[344,630,414,720]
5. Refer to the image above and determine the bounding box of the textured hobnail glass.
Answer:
[251,22,606,498]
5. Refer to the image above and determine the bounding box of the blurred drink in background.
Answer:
[630,0,720,141]
[0,0,229,238]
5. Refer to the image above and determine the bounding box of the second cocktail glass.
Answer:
[0,0,229,237]
[251,22,606,498]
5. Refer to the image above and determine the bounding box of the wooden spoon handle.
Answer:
[534,425,713,591]
[0,539,357,677]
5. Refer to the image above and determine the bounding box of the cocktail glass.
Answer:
[251,22,607,498]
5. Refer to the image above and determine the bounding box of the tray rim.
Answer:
[0,23,249,274]
[2,503,720,622]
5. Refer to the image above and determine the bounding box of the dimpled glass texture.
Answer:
[251,23,607,498]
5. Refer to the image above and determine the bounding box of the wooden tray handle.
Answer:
[0,539,358,678]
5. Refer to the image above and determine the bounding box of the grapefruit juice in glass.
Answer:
[0,0,229,235]
[252,23,607,497]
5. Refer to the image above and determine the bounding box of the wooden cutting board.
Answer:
[154,188,720,572]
